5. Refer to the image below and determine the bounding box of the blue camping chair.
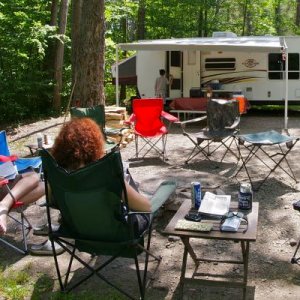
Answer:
[0,130,42,173]
[0,130,41,254]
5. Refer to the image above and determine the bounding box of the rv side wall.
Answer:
[137,51,165,98]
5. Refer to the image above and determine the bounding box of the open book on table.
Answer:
[198,191,231,218]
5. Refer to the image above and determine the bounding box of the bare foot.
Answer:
[0,204,8,234]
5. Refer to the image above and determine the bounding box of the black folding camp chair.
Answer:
[178,99,240,164]
[70,105,126,152]
[235,130,299,191]
[41,147,176,299]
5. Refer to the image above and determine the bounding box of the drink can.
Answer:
[43,134,49,145]
[191,182,201,209]
[238,182,253,210]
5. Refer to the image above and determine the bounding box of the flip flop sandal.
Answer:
[33,223,60,236]
[29,240,65,256]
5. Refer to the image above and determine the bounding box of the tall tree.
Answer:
[53,0,69,111]
[73,0,105,106]
[137,0,146,39]
[296,0,300,26]
[71,0,83,102]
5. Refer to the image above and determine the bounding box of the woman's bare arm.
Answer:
[125,182,151,212]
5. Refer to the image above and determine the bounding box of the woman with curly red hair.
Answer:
[51,118,150,212]
[51,118,105,171]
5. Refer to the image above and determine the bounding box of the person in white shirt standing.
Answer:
[154,69,173,104]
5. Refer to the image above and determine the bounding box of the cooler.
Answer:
[233,95,248,114]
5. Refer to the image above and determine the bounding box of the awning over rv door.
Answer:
[118,36,283,52]
[111,55,137,85]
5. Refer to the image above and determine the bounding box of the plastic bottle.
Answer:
[37,133,43,148]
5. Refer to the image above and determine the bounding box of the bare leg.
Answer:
[0,172,44,234]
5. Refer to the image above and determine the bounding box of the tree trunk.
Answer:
[53,0,69,112]
[50,0,59,26]
[120,7,127,101]
[73,0,105,107]
[242,0,248,36]
[71,0,82,104]
[43,0,59,81]
[296,0,300,26]
[274,0,282,35]
[137,0,146,40]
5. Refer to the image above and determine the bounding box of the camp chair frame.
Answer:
[235,130,299,191]
[177,99,240,164]
[0,165,32,255]
[291,240,300,265]
[41,147,176,299]
[126,98,178,161]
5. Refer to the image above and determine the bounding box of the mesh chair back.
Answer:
[132,98,165,136]
[41,149,137,254]
[207,99,239,132]
[70,105,106,135]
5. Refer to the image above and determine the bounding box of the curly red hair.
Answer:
[51,118,105,170]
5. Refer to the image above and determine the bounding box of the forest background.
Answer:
[1,0,300,125]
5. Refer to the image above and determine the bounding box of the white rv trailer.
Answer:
[116,33,300,105]
[117,33,300,128]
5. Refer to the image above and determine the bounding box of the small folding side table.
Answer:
[164,199,259,300]
[235,130,299,191]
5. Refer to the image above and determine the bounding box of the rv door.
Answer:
[168,51,182,98]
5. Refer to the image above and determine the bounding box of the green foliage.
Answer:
[1,0,300,124]
[0,0,54,123]
[0,269,31,299]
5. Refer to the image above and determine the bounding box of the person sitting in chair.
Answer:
[51,117,151,235]
[1,118,150,238]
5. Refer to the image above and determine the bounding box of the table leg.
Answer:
[179,238,189,299]
[181,237,198,265]
[241,241,250,300]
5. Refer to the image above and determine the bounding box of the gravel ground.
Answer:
[2,112,300,300]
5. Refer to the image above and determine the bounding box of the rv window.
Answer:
[171,51,181,67]
[205,58,235,70]
[268,53,299,80]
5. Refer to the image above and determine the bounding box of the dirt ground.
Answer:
[2,111,300,300]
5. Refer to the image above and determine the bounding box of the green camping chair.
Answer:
[41,147,176,299]
[70,105,125,152]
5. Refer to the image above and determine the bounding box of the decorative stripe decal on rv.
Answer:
[202,69,267,85]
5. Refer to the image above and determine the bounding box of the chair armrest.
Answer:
[150,180,177,214]
[175,115,207,127]
[124,113,136,125]
[0,178,9,185]
[128,211,151,216]
[224,116,240,130]
[0,154,18,162]
[161,111,179,123]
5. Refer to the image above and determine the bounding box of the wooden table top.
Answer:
[164,199,259,242]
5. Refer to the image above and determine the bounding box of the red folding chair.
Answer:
[125,98,178,160]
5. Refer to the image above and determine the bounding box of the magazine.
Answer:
[175,219,213,232]
[198,192,231,218]
[0,161,17,180]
